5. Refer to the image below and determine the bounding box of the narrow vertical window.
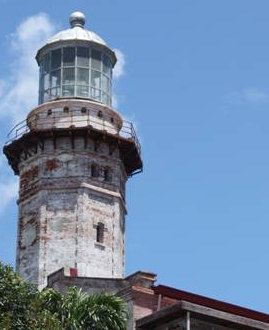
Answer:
[96,222,104,243]
[91,164,98,178]
[104,167,112,182]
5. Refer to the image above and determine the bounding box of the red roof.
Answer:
[154,284,269,324]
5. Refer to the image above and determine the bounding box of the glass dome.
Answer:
[36,12,116,107]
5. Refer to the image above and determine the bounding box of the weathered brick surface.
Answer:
[17,134,127,288]
[133,289,158,321]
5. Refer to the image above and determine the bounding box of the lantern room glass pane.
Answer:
[51,87,60,97]
[44,90,50,102]
[63,68,75,85]
[77,47,89,67]
[102,92,109,105]
[92,49,101,70]
[44,73,50,90]
[77,68,89,85]
[77,85,89,97]
[51,70,61,88]
[102,75,109,94]
[91,70,101,88]
[62,85,74,96]
[42,53,50,74]
[40,76,44,91]
[91,88,101,101]
[51,49,61,70]
[63,47,75,66]
[103,55,110,75]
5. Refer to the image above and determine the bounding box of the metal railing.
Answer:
[6,108,141,155]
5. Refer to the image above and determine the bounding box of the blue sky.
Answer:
[1,0,269,314]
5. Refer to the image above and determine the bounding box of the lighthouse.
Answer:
[3,12,142,288]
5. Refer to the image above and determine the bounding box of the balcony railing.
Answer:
[6,108,141,155]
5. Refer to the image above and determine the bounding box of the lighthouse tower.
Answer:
[3,12,142,288]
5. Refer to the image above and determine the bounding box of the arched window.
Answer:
[104,167,112,182]
[97,110,103,118]
[96,222,104,244]
[91,164,99,178]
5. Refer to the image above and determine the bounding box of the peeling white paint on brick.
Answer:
[17,135,127,288]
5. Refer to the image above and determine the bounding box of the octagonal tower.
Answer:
[3,12,142,288]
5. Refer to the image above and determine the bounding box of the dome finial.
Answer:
[69,11,86,28]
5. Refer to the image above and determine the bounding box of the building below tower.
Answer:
[47,268,269,330]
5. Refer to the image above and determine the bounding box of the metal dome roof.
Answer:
[46,11,106,46]
[45,26,107,47]
[36,12,116,65]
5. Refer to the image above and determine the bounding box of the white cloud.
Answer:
[0,13,55,216]
[0,153,18,215]
[0,16,125,114]
[0,80,6,98]
[242,88,269,104]
[113,49,126,80]
[0,179,18,215]
[0,13,56,124]
[225,88,269,106]
[112,49,126,108]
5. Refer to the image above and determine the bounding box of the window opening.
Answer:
[96,222,104,243]
[104,167,112,182]
[91,164,98,178]
[97,110,103,118]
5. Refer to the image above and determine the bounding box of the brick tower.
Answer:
[3,12,142,288]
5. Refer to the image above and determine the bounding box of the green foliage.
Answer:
[0,262,128,330]
[40,287,128,330]
[0,262,61,329]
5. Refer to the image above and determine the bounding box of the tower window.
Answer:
[97,110,103,119]
[104,167,112,182]
[63,106,69,113]
[81,107,87,114]
[91,164,99,178]
[96,222,104,244]
[47,109,52,116]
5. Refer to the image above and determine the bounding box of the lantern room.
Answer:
[36,12,117,107]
